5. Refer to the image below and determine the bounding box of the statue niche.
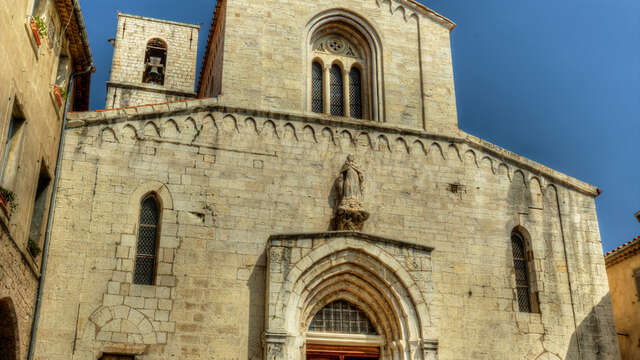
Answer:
[332,155,369,231]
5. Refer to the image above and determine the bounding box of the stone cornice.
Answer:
[389,0,456,31]
[117,12,200,29]
[106,82,197,98]
[269,231,434,252]
[66,97,600,198]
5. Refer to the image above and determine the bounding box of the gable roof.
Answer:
[53,0,95,110]
[196,0,456,95]
[605,236,640,267]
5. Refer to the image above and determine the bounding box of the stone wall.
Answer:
[106,13,199,109]
[198,0,227,99]
[32,98,619,359]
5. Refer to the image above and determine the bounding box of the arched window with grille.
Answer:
[309,300,377,335]
[349,67,363,119]
[142,38,167,86]
[330,64,344,116]
[511,231,538,313]
[134,194,160,285]
[311,61,324,113]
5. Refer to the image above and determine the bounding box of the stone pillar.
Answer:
[263,331,287,360]
[343,67,351,118]
[422,339,438,360]
[323,64,331,114]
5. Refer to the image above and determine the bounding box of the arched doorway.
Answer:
[0,297,20,360]
[264,232,438,360]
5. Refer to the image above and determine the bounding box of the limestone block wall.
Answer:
[106,13,199,109]
[218,0,458,132]
[198,0,227,98]
[34,99,618,360]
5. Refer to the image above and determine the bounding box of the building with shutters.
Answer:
[27,0,620,359]
[0,0,94,359]
[606,232,640,359]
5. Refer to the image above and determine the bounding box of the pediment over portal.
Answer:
[264,231,437,360]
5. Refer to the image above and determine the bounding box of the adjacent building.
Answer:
[0,0,94,359]
[606,221,640,359]
[19,0,621,359]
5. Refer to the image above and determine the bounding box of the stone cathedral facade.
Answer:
[32,0,619,359]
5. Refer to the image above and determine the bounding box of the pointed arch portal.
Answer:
[264,232,437,360]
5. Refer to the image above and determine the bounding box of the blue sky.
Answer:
[80,0,640,253]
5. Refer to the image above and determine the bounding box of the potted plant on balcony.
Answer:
[28,238,42,257]
[0,187,17,217]
[30,15,47,47]
[53,86,67,107]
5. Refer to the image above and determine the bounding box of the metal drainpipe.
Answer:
[27,64,93,360]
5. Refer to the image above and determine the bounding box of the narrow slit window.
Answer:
[142,38,167,86]
[28,164,52,256]
[1,106,26,188]
[330,64,344,116]
[512,232,533,312]
[134,195,160,285]
[311,62,324,113]
[349,67,363,119]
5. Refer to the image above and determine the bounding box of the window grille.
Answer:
[309,300,377,335]
[134,195,159,285]
[330,65,344,116]
[312,62,323,113]
[512,233,532,312]
[349,67,363,119]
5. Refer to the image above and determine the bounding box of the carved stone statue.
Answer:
[332,155,369,231]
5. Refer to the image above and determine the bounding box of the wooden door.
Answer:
[306,344,380,360]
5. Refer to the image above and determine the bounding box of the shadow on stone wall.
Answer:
[563,293,620,360]
[248,251,267,360]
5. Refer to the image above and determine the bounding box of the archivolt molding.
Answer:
[74,110,596,198]
[265,232,436,360]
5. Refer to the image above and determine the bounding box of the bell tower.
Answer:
[105,13,200,109]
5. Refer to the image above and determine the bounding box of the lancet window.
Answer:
[311,61,324,113]
[309,26,371,120]
[511,231,538,313]
[309,300,377,335]
[133,194,160,285]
